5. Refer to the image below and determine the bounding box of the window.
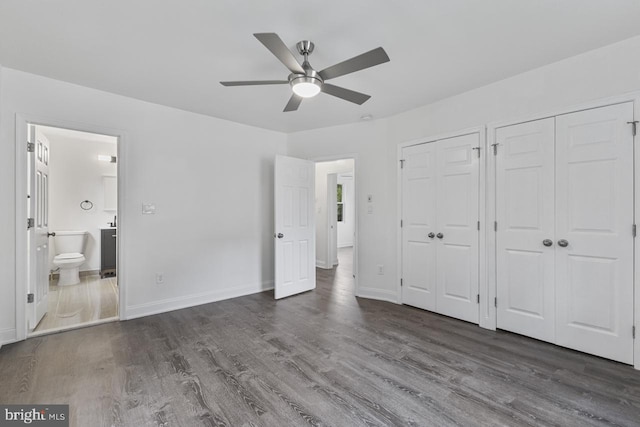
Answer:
[337,184,344,222]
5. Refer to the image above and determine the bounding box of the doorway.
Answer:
[21,122,121,337]
[314,158,357,293]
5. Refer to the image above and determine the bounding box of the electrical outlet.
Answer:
[156,273,164,284]
[377,265,384,275]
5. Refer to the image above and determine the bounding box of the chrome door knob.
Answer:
[428,232,435,239]
[557,239,569,247]
[47,232,56,237]
[436,233,444,239]
[542,239,553,247]
[276,233,284,239]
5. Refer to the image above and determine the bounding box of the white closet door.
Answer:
[401,143,437,311]
[555,103,634,364]
[496,118,556,342]
[435,134,480,323]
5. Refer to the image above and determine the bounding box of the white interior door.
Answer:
[28,126,50,330]
[274,155,316,299]
[401,143,437,311]
[555,103,634,364]
[435,134,480,323]
[495,118,556,342]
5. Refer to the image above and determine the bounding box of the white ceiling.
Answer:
[2,0,640,133]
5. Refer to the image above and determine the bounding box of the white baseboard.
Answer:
[357,287,399,304]
[0,327,17,347]
[316,260,331,269]
[124,280,274,320]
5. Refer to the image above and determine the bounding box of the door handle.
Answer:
[276,233,284,239]
[436,233,444,239]
[112,235,117,238]
[557,239,569,247]
[542,239,553,247]
[47,232,56,237]
[428,232,435,239]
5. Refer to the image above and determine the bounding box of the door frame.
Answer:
[396,126,487,314]
[326,173,338,267]
[312,154,359,296]
[486,91,640,370]
[14,113,128,342]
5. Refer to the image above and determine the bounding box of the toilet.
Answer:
[52,231,88,286]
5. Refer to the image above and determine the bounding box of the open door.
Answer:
[28,125,50,330]
[274,155,315,299]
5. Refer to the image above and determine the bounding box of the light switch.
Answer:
[142,203,156,214]
[367,205,373,214]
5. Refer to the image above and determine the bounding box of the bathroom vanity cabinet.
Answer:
[100,228,117,278]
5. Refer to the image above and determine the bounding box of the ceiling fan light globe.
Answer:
[291,77,322,98]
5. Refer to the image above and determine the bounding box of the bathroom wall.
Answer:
[315,159,354,268]
[45,128,118,272]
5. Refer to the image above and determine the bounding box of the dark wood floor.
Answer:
[1,247,640,426]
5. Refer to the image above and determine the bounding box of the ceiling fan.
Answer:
[220,33,390,112]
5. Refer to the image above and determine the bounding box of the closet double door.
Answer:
[495,102,634,364]
[401,133,480,324]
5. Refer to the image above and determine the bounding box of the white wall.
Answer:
[315,160,354,268]
[46,131,117,272]
[288,35,640,303]
[337,174,354,248]
[0,66,287,344]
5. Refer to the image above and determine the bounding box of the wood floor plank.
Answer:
[2,247,640,426]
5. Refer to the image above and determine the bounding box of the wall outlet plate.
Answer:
[155,272,164,284]
[142,203,156,214]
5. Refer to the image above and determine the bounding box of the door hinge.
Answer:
[476,294,480,304]
[491,143,499,155]
[634,224,637,238]
[494,297,497,308]
[27,142,35,152]
[27,217,34,229]
[400,219,403,228]
[494,221,498,232]
[400,278,403,287]
[472,147,481,158]
[633,325,636,339]
[27,293,34,303]
[400,159,405,169]
[628,121,639,137]
[477,221,480,231]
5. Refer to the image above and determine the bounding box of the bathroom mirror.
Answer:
[103,176,117,211]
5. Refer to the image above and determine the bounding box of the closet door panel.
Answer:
[401,143,437,311]
[555,102,634,364]
[435,133,480,323]
[495,118,556,342]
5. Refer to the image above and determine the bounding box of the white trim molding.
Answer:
[357,286,399,304]
[125,281,274,320]
[14,113,128,342]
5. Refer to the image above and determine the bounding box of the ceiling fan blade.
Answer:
[220,80,288,86]
[321,83,371,105]
[283,94,303,112]
[318,47,390,81]
[254,33,305,74]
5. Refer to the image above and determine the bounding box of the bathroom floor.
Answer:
[33,274,118,333]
